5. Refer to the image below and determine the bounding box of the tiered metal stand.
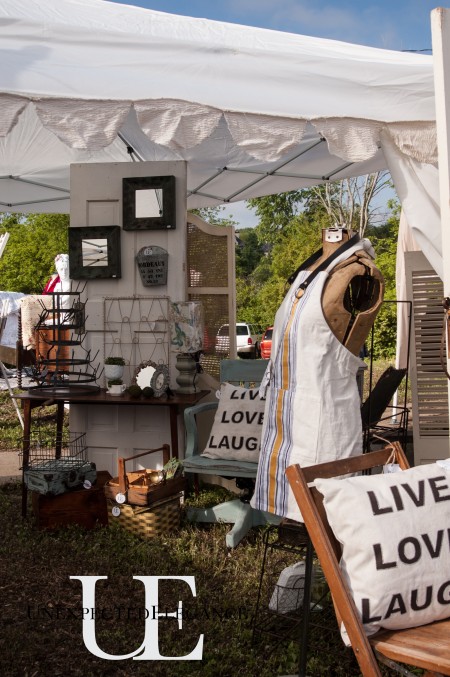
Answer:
[29,290,99,394]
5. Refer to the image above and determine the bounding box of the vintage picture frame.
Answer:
[68,225,121,279]
[122,175,176,231]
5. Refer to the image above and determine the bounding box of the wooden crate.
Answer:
[104,473,185,506]
[103,445,186,506]
[107,494,182,539]
[32,485,108,530]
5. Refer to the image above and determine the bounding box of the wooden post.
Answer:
[432,7,450,455]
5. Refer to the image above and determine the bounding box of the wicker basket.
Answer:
[107,493,182,538]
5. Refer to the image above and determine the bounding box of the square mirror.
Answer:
[123,175,176,230]
[69,226,121,279]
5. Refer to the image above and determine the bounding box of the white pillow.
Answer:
[201,382,265,462]
[315,462,450,642]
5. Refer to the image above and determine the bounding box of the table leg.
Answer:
[55,402,65,459]
[169,405,178,459]
[21,400,32,518]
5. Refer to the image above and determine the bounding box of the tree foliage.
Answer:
[190,206,237,228]
[0,213,68,293]
[247,173,390,245]
[239,182,400,358]
[247,191,304,245]
[365,213,400,359]
[235,228,266,278]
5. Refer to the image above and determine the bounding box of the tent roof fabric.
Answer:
[0,0,436,212]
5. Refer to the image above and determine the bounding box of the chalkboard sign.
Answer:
[136,246,168,286]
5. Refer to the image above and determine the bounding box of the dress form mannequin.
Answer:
[307,228,384,356]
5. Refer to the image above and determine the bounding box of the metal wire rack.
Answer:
[19,431,87,471]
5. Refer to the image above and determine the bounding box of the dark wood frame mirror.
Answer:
[122,175,176,231]
[68,225,121,279]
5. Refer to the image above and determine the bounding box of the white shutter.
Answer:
[405,251,449,464]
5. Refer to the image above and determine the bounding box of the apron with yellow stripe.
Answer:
[251,240,372,521]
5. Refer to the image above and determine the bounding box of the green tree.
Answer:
[247,173,390,246]
[235,228,266,278]
[239,186,400,358]
[365,208,400,359]
[0,213,69,292]
[190,206,237,228]
[247,191,303,245]
[235,212,323,328]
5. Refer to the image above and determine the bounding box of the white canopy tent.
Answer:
[0,0,441,275]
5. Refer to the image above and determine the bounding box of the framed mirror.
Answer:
[123,175,176,230]
[135,360,170,398]
[68,226,121,279]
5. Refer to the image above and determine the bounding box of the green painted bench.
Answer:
[182,359,280,548]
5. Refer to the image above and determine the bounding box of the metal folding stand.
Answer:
[0,359,24,428]
[252,520,319,677]
[363,299,412,454]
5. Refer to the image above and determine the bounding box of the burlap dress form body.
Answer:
[251,238,376,521]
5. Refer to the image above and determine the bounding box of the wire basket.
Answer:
[19,431,88,470]
[20,432,97,496]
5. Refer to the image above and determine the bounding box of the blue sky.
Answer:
[107,0,436,51]
[107,0,437,226]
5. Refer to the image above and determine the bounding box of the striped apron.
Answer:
[251,238,375,521]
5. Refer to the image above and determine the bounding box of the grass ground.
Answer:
[0,372,413,677]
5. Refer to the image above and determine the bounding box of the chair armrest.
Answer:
[184,401,218,459]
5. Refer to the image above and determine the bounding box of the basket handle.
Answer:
[118,444,170,495]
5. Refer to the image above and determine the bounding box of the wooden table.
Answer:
[15,387,209,516]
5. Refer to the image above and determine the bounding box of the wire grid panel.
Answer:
[20,432,87,470]
[103,296,170,384]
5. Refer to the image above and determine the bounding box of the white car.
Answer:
[215,322,261,358]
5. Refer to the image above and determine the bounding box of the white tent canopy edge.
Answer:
[0,0,442,277]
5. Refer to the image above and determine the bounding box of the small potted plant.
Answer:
[107,378,126,396]
[104,356,125,381]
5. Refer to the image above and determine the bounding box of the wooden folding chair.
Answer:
[285,442,450,677]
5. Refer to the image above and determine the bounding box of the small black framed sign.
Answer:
[122,175,176,231]
[68,226,121,279]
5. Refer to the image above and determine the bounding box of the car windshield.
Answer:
[264,329,273,340]
[218,326,229,337]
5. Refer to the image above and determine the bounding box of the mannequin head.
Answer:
[55,253,70,281]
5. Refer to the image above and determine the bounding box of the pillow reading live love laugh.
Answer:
[201,382,265,463]
[314,460,450,644]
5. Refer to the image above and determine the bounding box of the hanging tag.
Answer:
[383,463,401,474]
[111,506,121,517]
[115,492,126,504]
[83,480,92,490]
